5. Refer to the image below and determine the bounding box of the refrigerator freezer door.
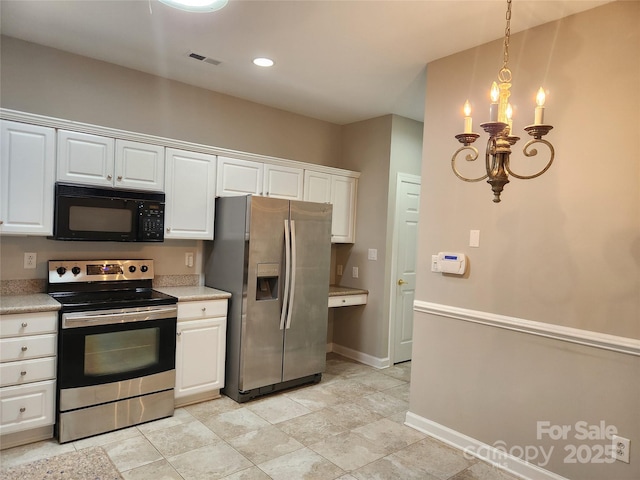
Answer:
[282,200,332,382]
[240,196,290,392]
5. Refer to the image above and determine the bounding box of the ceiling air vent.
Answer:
[188,52,222,66]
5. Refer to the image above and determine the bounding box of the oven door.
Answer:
[58,306,177,390]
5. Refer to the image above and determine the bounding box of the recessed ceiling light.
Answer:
[159,0,228,13]
[253,58,275,67]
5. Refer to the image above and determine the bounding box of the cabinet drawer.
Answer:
[0,357,56,387]
[0,334,57,362]
[328,294,368,308]
[177,300,227,321]
[0,312,57,338]
[0,379,55,435]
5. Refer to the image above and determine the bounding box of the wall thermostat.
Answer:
[432,252,467,275]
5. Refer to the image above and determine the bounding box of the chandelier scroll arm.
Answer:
[505,138,555,180]
[451,144,488,182]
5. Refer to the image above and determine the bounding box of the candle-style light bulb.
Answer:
[506,103,513,134]
[535,87,546,125]
[489,82,499,121]
[463,100,472,133]
[491,82,500,103]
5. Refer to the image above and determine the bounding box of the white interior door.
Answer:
[392,173,421,364]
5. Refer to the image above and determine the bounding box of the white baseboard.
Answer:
[404,412,569,480]
[331,343,390,369]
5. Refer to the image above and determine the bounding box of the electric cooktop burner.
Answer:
[50,288,177,311]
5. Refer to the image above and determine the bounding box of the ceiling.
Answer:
[0,0,611,125]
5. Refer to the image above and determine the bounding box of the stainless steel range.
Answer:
[47,259,177,443]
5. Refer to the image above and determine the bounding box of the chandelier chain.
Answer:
[500,0,512,80]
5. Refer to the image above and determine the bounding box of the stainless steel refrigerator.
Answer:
[204,195,332,402]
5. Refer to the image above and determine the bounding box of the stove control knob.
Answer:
[129,266,137,273]
[56,266,67,276]
[140,265,148,273]
[71,267,81,276]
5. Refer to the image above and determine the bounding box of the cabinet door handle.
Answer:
[166,227,171,232]
[21,346,28,351]
[20,371,27,376]
[177,331,182,336]
[20,407,26,413]
[21,322,28,328]
[107,174,113,180]
[201,307,206,312]
[117,176,123,181]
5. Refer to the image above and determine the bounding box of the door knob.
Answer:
[397,279,407,285]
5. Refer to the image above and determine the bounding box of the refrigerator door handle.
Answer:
[280,219,291,330]
[286,219,297,329]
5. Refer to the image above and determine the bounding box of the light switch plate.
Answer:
[470,230,480,247]
[368,249,378,260]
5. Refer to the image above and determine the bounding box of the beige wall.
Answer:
[0,36,341,167]
[415,2,639,339]
[411,2,639,479]
[333,115,393,359]
[0,36,343,283]
[333,114,423,362]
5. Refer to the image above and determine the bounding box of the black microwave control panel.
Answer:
[139,202,165,240]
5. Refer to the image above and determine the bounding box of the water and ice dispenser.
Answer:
[256,263,279,300]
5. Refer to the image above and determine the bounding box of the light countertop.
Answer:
[153,286,231,302]
[329,285,369,296]
[0,294,61,315]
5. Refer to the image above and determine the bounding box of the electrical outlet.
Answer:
[24,252,37,269]
[612,435,630,463]
[352,266,359,278]
[185,252,194,268]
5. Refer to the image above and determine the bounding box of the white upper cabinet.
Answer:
[303,170,332,204]
[164,148,216,240]
[57,131,164,191]
[330,175,357,243]
[263,164,303,200]
[114,139,165,191]
[0,121,55,236]
[304,170,357,243]
[57,130,114,187]
[216,156,263,196]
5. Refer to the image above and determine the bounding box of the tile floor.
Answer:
[0,354,521,480]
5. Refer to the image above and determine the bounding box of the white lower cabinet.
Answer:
[174,299,227,407]
[0,311,57,448]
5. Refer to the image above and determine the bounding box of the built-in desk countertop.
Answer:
[328,285,368,308]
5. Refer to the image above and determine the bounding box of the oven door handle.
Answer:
[62,306,177,328]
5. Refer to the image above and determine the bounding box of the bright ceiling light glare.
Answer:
[253,57,275,68]
[158,0,228,13]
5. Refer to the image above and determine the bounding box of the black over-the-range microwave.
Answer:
[52,183,165,242]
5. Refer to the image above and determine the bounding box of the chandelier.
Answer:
[451,0,555,203]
